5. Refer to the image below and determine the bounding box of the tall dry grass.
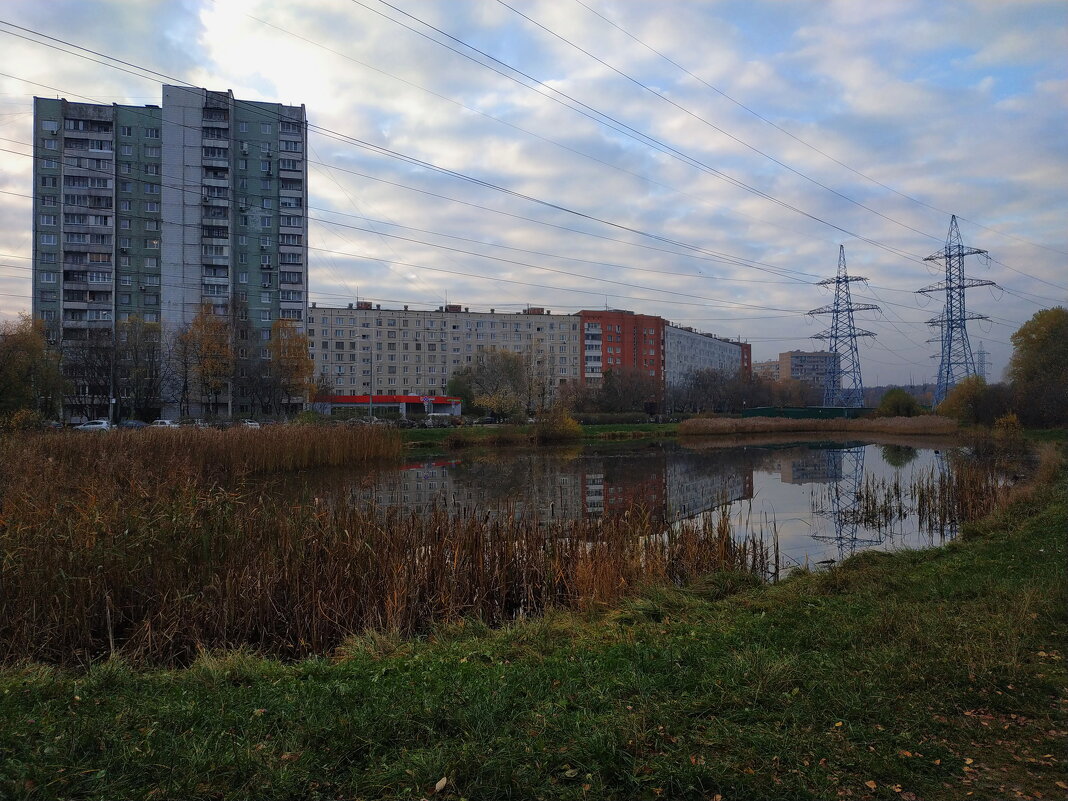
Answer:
[0,428,764,666]
[679,415,959,437]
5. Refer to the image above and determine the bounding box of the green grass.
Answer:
[2,470,1065,799]
[403,422,679,448]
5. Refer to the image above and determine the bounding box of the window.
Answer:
[42,138,58,151]
[279,121,300,134]
[144,127,160,138]
[144,238,160,249]
[120,181,133,192]
[144,164,160,176]
[279,196,302,208]
[280,215,301,227]
[280,271,301,284]
[39,271,57,283]
[41,158,59,169]
[202,244,226,256]
[238,122,248,133]
[260,215,272,227]
[260,310,272,322]
[202,146,228,159]
[260,122,272,134]
[260,254,272,266]
[279,233,302,246]
[121,144,133,156]
[119,275,132,286]
[281,309,302,320]
[87,271,111,283]
[144,145,160,158]
[143,275,160,286]
[119,200,131,211]
[40,195,57,207]
[39,214,57,226]
[38,253,56,264]
[42,120,59,133]
[238,271,248,284]
[260,160,271,172]
[278,158,298,171]
[280,290,302,301]
[144,201,159,212]
[280,139,301,152]
[143,257,158,269]
[144,313,158,323]
[40,176,58,188]
[143,183,160,195]
[39,233,57,245]
[118,293,131,305]
[120,125,132,136]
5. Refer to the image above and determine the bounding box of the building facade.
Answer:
[578,309,665,385]
[32,86,307,419]
[663,324,748,387]
[307,303,582,403]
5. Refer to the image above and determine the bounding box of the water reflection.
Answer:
[313,439,960,566]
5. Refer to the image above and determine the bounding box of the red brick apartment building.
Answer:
[579,309,665,385]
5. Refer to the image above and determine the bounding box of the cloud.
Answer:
[0,0,1064,384]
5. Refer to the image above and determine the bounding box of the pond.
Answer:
[321,437,965,569]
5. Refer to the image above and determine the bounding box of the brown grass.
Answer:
[679,415,959,437]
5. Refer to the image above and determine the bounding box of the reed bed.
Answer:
[910,455,1006,537]
[679,415,958,437]
[0,479,766,665]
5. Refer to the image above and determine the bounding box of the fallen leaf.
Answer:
[433,776,447,794]
[964,758,974,765]
[835,721,843,727]
[865,780,877,789]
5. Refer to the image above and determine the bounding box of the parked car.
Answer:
[151,419,180,428]
[74,419,111,432]
[119,420,148,430]
[240,419,261,429]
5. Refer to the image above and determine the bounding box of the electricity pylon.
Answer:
[808,246,879,407]
[916,216,996,405]
[976,341,989,382]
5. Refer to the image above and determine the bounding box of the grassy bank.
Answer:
[404,421,679,449]
[2,456,1063,799]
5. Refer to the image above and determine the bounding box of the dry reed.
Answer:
[0,429,764,666]
[679,415,959,437]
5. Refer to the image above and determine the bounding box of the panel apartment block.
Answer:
[307,303,581,401]
[33,87,307,419]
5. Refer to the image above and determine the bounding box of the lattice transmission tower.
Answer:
[808,246,879,407]
[812,446,882,562]
[976,341,989,382]
[916,216,996,405]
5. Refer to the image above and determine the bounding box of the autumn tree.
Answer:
[448,348,528,419]
[1008,306,1068,427]
[875,388,922,418]
[179,304,233,418]
[0,315,66,418]
[268,318,314,416]
[115,315,162,421]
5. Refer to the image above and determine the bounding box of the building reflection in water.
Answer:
[355,445,758,523]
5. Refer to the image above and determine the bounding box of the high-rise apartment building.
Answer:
[32,86,307,420]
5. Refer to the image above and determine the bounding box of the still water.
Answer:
[334,438,960,568]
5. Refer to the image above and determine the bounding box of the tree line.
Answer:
[1,303,313,424]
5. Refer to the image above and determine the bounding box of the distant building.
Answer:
[754,350,838,390]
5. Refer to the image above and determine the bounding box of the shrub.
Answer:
[875,388,921,418]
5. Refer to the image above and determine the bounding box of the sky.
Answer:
[0,0,1065,385]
